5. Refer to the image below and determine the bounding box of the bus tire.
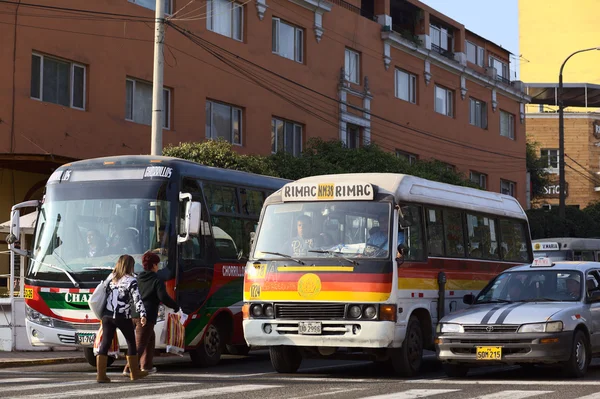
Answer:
[226,344,251,356]
[84,347,115,367]
[391,316,423,377]
[269,346,302,373]
[190,323,223,367]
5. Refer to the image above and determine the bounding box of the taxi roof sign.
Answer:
[533,242,560,251]
[531,257,554,267]
[282,182,375,202]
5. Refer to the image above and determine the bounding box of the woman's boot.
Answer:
[126,355,148,381]
[96,355,111,383]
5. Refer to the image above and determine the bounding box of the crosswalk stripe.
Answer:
[406,379,600,386]
[473,390,553,399]
[126,384,283,399]
[287,388,366,399]
[573,394,600,399]
[8,381,195,399]
[358,389,461,399]
[0,378,46,384]
[1,380,89,393]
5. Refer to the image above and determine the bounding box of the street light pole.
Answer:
[151,0,166,156]
[558,47,600,219]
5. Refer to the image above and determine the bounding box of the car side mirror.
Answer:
[589,291,600,302]
[463,294,475,305]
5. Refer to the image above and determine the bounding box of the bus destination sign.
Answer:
[282,182,374,202]
[533,242,560,251]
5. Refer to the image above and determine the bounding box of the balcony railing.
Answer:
[327,0,375,19]
[391,25,422,46]
[431,44,455,60]
[496,74,511,85]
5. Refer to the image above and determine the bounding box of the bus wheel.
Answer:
[269,346,302,373]
[226,344,251,356]
[190,324,223,367]
[391,316,423,377]
[83,348,115,367]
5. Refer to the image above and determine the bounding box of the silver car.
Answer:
[435,259,600,378]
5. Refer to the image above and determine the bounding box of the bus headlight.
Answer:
[251,304,263,318]
[348,305,362,319]
[363,305,377,319]
[26,305,54,328]
[249,303,274,319]
[264,304,274,318]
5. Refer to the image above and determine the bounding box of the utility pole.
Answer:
[151,0,166,156]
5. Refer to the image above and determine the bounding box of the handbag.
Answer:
[88,274,111,320]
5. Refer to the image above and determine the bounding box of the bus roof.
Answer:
[55,155,289,191]
[290,173,527,220]
[533,237,600,251]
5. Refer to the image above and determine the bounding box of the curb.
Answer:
[0,357,87,368]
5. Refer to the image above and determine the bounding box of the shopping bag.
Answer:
[88,275,110,320]
[93,325,120,359]
[161,312,185,356]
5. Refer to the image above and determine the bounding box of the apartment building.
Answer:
[0,0,530,285]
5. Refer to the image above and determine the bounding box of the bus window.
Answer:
[444,209,465,257]
[466,213,499,260]
[499,219,529,262]
[425,208,444,256]
[204,184,238,214]
[574,251,594,261]
[239,188,265,215]
[211,216,244,260]
[400,204,425,261]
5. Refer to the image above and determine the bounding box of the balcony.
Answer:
[431,44,455,60]
[496,74,511,85]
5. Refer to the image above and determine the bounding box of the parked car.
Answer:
[435,258,600,378]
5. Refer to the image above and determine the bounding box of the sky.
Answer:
[420,0,521,77]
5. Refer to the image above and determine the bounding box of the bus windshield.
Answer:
[28,180,173,284]
[253,201,392,260]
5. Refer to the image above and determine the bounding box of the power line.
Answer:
[565,153,600,183]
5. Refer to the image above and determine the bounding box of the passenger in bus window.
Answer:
[286,215,323,256]
[86,229,107,258]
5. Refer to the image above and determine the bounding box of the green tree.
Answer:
[526,139,550,200]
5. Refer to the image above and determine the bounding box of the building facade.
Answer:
[0,0,529,289]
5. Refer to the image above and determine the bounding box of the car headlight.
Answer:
[518,321,563,333]
[436,323,463,333]
[157,304,166,322]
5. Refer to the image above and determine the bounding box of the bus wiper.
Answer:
[83,266,114,271]
[45,263,80,288]
[259,251,305,265]
[308,250,359,266]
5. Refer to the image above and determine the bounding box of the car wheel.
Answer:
[189,323,223,367]
[562,330,589,378]
[391,316,423,376]
[442,363,469,378]
[83,347,115,367]
[269,346,302,373]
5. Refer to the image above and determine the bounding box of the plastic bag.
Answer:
[93,325,120,359]
[161,312,185,356]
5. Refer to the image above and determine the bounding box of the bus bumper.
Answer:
[243,319,396,348]
[25,319,167,349]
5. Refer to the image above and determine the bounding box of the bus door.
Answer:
[177,177,212,314]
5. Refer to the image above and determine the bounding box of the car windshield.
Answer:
[253,201,392,259]
[475,269,584,303]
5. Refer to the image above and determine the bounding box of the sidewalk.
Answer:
[0,349,86,368]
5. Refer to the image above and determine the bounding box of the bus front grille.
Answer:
[275,303,346,320]
[53,320,100,331]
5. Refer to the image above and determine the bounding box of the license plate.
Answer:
[476,346,502,360]
[75,333,96,345]
[298,322,322,335]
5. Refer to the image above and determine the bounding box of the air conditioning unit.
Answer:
[484,67,497,79]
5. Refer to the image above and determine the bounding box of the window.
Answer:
[470,171,487,189]
[205,100,242,145]
[239,188,265,215]
[500,110,515,139]
[444,209,465,257]
[435,85,453,117]
[489,56,509,81]
[345,124,361,149]
[128,0,172,14]
[204,184,238,214]
[344,48,360,84]
[426,208,444,256]
[272,18,303,63]
[271,117,302,156]
[30,53,86,110]
[430,23,453,52]
[125,79,170,129]
[501,179,516,197]
[399,204,425,261]
[395,69,417,103]
[466,41,484,66]
[469,97,487,128]
[499,219,529,262]
[541,149,559,173]
[207,0,243,41]
[396,150,418,165]
[466,213,499,260]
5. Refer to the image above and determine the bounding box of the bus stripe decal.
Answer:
[480,305,506,324]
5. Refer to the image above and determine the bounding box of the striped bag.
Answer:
[92,325,120,359]
[163,312,185,356]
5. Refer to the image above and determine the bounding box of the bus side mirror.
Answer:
[178,193,201,243]
[188,202,201,236]
[7,200,39,255]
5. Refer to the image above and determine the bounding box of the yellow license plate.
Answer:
[476,346,502,360]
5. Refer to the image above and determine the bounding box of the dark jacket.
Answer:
[132,270,179,324]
